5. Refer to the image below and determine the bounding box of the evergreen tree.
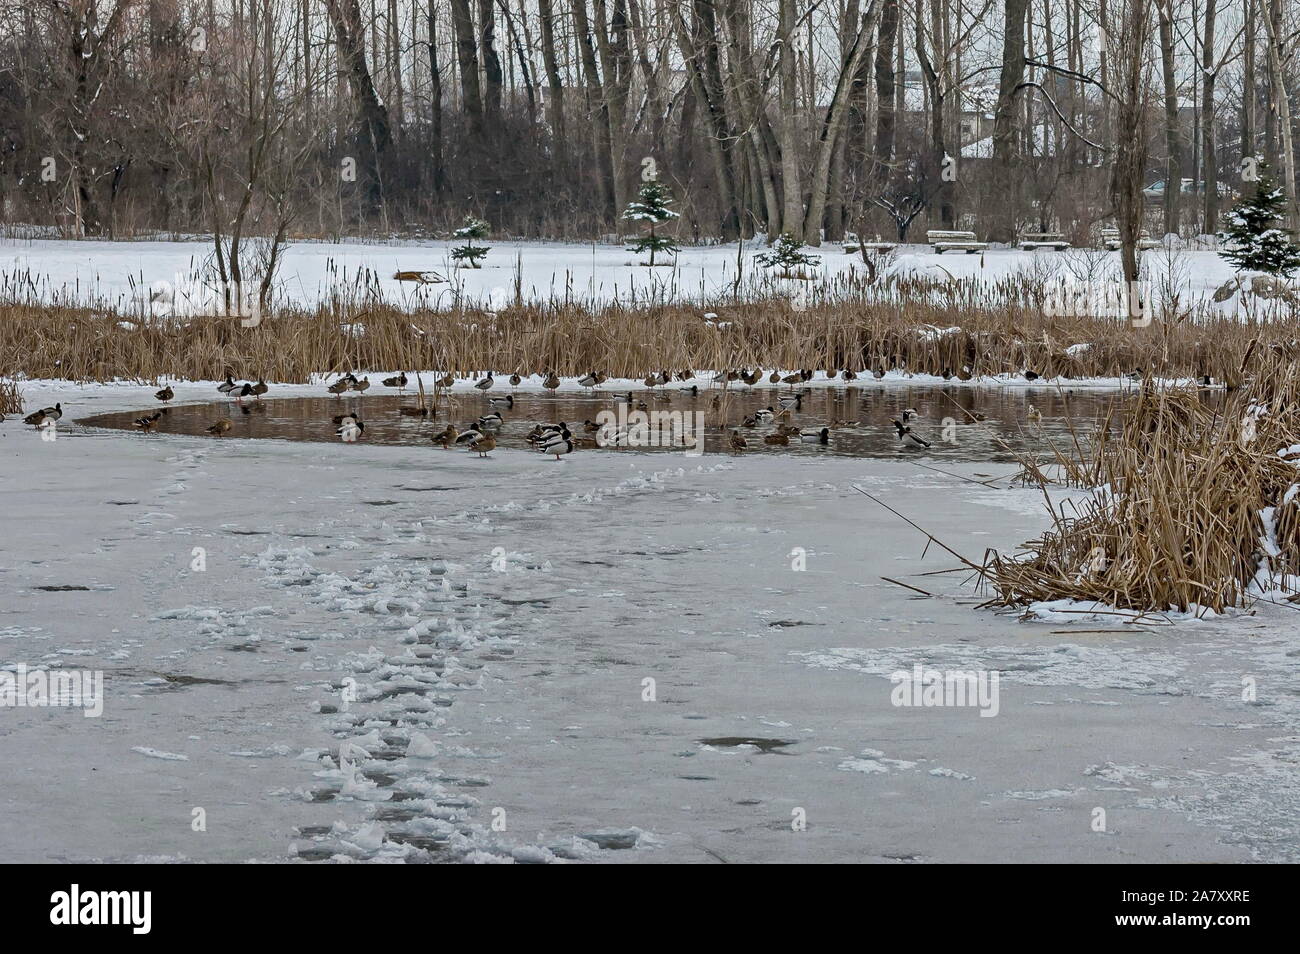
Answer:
[755,232,822,278]
[1220,163,1300,277]
[451,216,491,268]
[624,180,680,266]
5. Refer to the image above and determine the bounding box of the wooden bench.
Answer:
[927,230,988,254]
[1019,231,1071,251]
[843,233,897,254]
[1100,227,1161,251]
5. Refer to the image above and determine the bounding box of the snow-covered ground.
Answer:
[3,379,1299,863]
[0,235,1250,313]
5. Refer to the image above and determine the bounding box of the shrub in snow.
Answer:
[624,180,680,267]
[1218,162,1300,277]
[755,232,821,279]
[451,216,491,268]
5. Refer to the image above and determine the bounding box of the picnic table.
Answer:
[1100,227,1161,251]
[927,230,988,254]
[1019,231,1071,251]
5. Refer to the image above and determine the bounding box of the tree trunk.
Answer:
[1263,0,1298,227]
[804,3,880,243]
[450,0,484,144]
[990,0,1029,242]
[572,0,617,222]
[324,0,393,211]
[1157,1,1181,236]
[1201,0,1218,232]
[778,0,804,236]
[478,0,504,131]
[427,0,447,192]
[872,0,899,193]
[538,0,568,168]
[1111,0,1154,318]
[1242,0,1256,165]
[672,3,739,238]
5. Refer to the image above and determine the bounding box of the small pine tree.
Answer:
[1219,162,1300,277]
[624,180,680,266]
[755,232,821,279]
[451,216,491,268]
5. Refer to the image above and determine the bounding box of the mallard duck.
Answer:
[763,431,789,446]
[873,368,885,380]
[799,427,830,445]
[469,432,496,457]
[644,371,665,389]
[755,407,774,422]
[682,385,699,396]
[437,373,455,388]
[252,378,268,399]
[382,371,408,391]
[578,370,600,390]
[542,372,561,391]
[676,370,695,381]
[509,373,522,388]
[582,420,601,433]
[454,424,483,445]
[434,425,459,448]
[781,372,802,385]
[901,407,918,423]
[155,385,174,402]
[217,375,238,396]
[545,437,574,460]
[528,422,567,443]
[777,393,803,410]
[892,420,930,447]
[487,395,514,409]
[24,403,62,427]
[235,382,257,403]
[729,430,747,452]
[769,371,782,384]
[1027,404,1042,422]
[327,377,352,396]
[741,415,758,428]
[332,411,360,426]
[133,411,163,431]
[337,417,365,442]
[538,425,572,448]
[398,405,430,417]
[474,371,494,391]
[1024,370,1040,381]
[350,376,371,394]
[477,411,504,430]
[840,369,857,381]
[742,369,763,386]
[206,419,232,436]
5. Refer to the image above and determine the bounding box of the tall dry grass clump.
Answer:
[0,378,21,415]
[988,344,1300,615]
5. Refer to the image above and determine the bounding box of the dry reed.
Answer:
[988,345,1300,615]
[0,290,1290,386]
[0,377,21,415]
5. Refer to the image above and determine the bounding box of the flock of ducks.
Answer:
[22,367,1049,456]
